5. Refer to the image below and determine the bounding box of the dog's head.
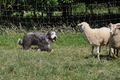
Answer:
[46,31,57,42]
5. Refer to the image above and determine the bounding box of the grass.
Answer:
[0,29,120,80]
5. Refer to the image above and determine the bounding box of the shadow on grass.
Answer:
[18,47,39,50]
[115,77,120,80]
[84,54,116,61]
[18,47,50,52]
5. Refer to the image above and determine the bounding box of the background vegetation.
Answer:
[1,0,120,17]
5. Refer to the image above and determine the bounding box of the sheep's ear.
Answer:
[78,24,81,26]
[77,24,81,26]
[108,23,112,27]
[117,25,120,29]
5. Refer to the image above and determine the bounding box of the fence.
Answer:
[0,0,120,28]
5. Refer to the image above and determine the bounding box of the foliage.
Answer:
[59,0,74,3]
[0,0,77,17]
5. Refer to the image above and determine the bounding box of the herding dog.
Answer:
[17,31,57,52]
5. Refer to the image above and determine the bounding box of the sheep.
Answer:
[109,23,120,58]
[77,22,110,60]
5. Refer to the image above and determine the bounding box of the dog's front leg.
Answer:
[47,48,53,52]
[46,44,53,52]
[38,43,53,52]
[37,48,41,51]
[39,48,53,52]
[41,44,53,52]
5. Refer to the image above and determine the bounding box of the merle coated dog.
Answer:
[17,31,57,52]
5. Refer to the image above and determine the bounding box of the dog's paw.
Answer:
[51,49,54,52]
[47,48,53,52]
[37,49,41,51]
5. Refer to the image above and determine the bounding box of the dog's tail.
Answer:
[17,39,23,45]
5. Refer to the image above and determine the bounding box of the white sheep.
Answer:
[77,22,110,60]
[109,23,120,58]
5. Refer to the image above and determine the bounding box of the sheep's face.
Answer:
[109,23,116,35]
[77,23,84,32]
[109,23,120,35]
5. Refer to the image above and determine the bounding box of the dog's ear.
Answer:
[46,33,49,38]
[46,32,50,38]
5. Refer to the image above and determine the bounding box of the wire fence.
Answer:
[0,0,120,28]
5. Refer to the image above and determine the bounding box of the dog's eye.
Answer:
[54,37,56,39]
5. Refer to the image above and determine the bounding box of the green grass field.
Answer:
[0,30,120,80]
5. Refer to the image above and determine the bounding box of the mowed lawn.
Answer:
[0,31,120,80]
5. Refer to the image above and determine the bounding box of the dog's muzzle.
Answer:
[51,36,57,42]
[49,36,57,42]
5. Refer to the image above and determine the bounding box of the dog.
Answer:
[17,31,57,52]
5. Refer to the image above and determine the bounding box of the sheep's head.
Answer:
[77,22,88,32]
[109,23,120,35]
[77,23,83,32]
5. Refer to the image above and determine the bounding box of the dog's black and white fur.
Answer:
[17,31,57,52]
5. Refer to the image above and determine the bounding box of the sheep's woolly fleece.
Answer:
[78,22,110,60]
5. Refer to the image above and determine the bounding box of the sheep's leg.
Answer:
[116,49,119,57]
[114,49,119,57]
[111,48,118,58]
[108,48,111,56]
[97,46,100,61]
[99,46,101,53]
[109,47,112,56]
[91,46,94,56]
[114,49,115,56]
